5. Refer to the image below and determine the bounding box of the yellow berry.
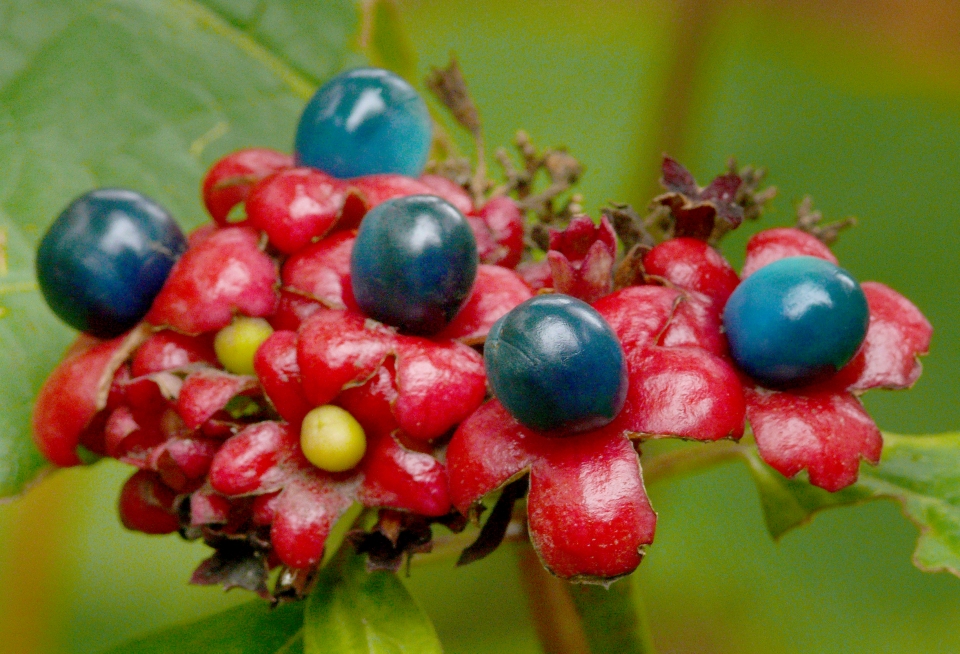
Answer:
[300,405,367,473]
[214,317,274,375]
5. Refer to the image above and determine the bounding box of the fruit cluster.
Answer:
[31,66,931,593]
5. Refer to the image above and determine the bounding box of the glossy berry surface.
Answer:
[351,195,478,335]
[294,67,432,179]
[300,405,367,473]
[723,256,869,388]
[484,294,628,433]
[37,189,187,337]
[214,317,274,375]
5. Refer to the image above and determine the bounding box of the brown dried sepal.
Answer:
[795,195,856,245]
[493,132,583,216]
[272,566,318,604]
[190,537,271,599]
[426,58,481,137]
[729,158,777,223]
[457,476,528,567]
[347,510,467,573]
[707,158,778,243]
[653,156,744,241]
[613,243,651,290]
[603,203,656,253]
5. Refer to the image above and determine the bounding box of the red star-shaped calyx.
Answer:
[447,285,746,581]
[647,227,932,491]
[206,420,450,569]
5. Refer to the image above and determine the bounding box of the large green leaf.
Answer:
[746,432,960,577]
[304,548,443,654]
[101,599,305,653]
[0,0,357,498]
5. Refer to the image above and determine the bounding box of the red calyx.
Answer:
[435,265,533,344]
[338,174,438,229]
[146,226,279,334]
[254,330,313,425]
[281,230,357,310]
[202,148,293,226]
[643,237,741,310]
[118,469,180,534]
[741,227,837,278]
[246,168,345,254]
[419,175,474,215]
[546,215,617,303]
[32,334,131,466]
[469,196,525,269]
[131,331,217,377]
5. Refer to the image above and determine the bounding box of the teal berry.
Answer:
[36,188,187,338]
[294,67,432,179]
[484,294,628,433]
[350,195,477,335]
[723,256,869,388]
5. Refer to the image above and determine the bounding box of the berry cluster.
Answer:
[32,65,931,593]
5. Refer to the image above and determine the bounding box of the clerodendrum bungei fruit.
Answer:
[484,294,628,433]
[294,67,432,179]
[36,188,187,337]
[723,255,869,387]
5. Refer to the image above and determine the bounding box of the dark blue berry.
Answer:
[350,195,477,335]
[723,256,869,388]
[36,188,187,338]
[294,67,432,179]
[484,294,628,433]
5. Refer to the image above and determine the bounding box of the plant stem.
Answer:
[517,543,658,654]
[568,578,657,654]
[643,440,749,486]
[636,0,724,205]
[517,543,591,654]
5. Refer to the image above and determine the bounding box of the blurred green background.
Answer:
[2,0,960,652]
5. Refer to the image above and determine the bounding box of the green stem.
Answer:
[643,440,750,486]
[517,543,658,654]
[568,578,657,654]
[517,543,590,654]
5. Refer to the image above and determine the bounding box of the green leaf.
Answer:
[359,0,418,83]
[0,0,357,498]
[742,448,874,539]
[746,432,960,577]
[304,548,443,654]
[101,599,305,653]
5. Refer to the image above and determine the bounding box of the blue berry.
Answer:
[484,294,628,433]
[350,195,477,335]
[723,256,869,388]
[294,67,432,179]
[36,188,187,338]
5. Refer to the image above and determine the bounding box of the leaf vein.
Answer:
[274,626,304,654]
[181,0,319,99]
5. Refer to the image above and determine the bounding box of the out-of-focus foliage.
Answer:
[102,599,305,654]
[0,0,356,498]
[747,432,960,578]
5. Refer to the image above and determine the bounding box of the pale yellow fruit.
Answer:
[300,405,367,473]
[214,317,274,376]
